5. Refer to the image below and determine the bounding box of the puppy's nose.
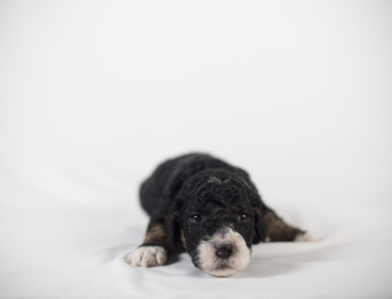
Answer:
[214,243,233,259]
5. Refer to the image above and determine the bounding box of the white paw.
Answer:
[295,232,314,242]
[125,246,167,267]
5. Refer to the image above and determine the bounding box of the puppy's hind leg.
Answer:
[126,221,171,267]
[264,208,312,242]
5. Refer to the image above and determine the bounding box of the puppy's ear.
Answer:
[241,180,267,244]
[166,201,182,250]
[252,202,267,244]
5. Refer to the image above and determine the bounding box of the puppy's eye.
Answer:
[239,213,250,222]
[189,214,202,223]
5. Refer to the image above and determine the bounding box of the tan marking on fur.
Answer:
[143,224,167,245]
[264,210,304,242]
[180,229,188,251]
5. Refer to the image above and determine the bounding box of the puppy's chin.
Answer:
[195,227,251,277]
[202,264,247,278]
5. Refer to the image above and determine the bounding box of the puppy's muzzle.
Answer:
[196,227,251,277]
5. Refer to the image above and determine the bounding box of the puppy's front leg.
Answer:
[126,221,170,267]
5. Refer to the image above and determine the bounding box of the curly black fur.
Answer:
[139,153,272,263]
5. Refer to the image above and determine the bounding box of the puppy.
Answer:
[126,153,310,277]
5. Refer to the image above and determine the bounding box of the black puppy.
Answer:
[126,153,311,277]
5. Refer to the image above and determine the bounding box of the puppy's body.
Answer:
[127,153,308,276]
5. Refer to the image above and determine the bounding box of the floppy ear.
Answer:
[165,200,182,251]
[252,203,267,244]
[239,177,268,244]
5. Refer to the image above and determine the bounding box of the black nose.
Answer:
[214,244,233,259]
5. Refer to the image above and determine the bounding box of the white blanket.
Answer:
[1,193,392,298]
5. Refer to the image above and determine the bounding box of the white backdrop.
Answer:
[1,1,392,298]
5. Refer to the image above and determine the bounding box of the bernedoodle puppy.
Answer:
[126,153,311,277]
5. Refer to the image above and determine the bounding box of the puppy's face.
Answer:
[170,171,265,277]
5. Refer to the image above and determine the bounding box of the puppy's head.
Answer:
[167,169,267,277]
